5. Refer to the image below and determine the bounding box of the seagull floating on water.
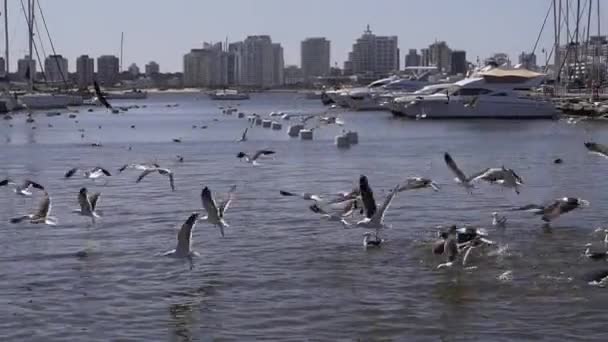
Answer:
[201,185,235,237]
[163,213,200,270]
[0,179,45,196]
[584,243,608,260]
[492,212,507,228]
[73,187,101,224]
[10,191,57,225]
[511,197,590,222]
[236,149,276,165]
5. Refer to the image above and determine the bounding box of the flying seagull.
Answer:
[163,213,201,270]
[308,203,353,226]
[237,127,248,142]
[73,187,101,224]
[200,185,235,237]
[0,179,45,196]
[118,162,160,173]
[279,190,322,202]
[93,80,112,110]
[136,167,175,191]
[473,167,523,194]
[444,152,488,192]
[397,177,440,192]
[236,149,275,165]
[510,197,590,222]
[10,191,57,225]
[64,167,112,180]
[344,175,400,246]
[584,142,608,159]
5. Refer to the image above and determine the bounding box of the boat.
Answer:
[324,76,399,107]
[384,83,455,115]
[393,68,558,119]
[19,93,83,109]
[209,89,250,100]
[343,78,431,111]
[105,89,148,100]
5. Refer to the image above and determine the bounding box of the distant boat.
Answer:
[209,89,250,100]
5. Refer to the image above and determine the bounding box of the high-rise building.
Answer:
[76,55,94,88]
[97,55,120,86]
[183,42,228,87]
[227,42,243,86]
[239,35,276,87]
[17,55,36,81]
[0,57,6,76]
[405,49,421,67]
[429,41,451,73]
[273,43,284,86]
[518,52,537,70]
[450,50,467,75]
[128,63,140,76]
[145,61,159,76]
[347,26,399,75]
[301,37,330,80]
[44,55,68,83]
[420,48,431,66]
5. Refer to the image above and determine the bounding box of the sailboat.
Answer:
[14,0,83,110]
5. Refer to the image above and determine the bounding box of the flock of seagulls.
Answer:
[6,95,608,286]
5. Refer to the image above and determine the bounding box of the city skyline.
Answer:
[2,0,604,73]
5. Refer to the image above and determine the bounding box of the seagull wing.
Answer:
[89,192,101,211]
[218,185,237,217]
[64,167,79,179]
[585,142,608,159]
[468,168,493,182]
[176,213,198,255]
[136,169,156,183]
[359,175,377,219]
[0,178,11,187]
[370,184,400,225]
[201,186,220,218]
[444,153,469,183]
[98,167,112,177]
[252,149,276,161]
[241,127,248,141]
[541,200,565,221]
[94,80,113,109]
[510,203,544,212]
[32,192,51,219]
[24,180,45,191]
[78,190,93,213]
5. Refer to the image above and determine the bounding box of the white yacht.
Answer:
[393,68,558,119]
[343,78,430,111]
[325,76,398,107]
[209,89,250,100]
[385,83,454,115]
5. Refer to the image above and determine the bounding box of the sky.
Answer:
[2,0,606,73]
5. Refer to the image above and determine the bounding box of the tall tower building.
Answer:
[347,26,398,75]
[76,55,94,88]
[45,54,68,83]
[301,37,330,80]
[97,55,120,86]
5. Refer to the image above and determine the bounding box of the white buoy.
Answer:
[335,134,351,148]
[288,124,304,137]
[346,131,359,144]
[255,117,263,126]
[238,112,245,118]
[300,129,313,140]
[262,119,272,128]
[271,122,282,130]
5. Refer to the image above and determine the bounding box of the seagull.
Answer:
[362,232,383,248]
[473,167,523,194]
[435,225,489,268]
[584,142,608,159]
[344,175,400,244]
[73,187,101,224]
[397,177,440,192]
[136,167,175,191]
[492,212,507,228]
[65,167,112,180]
[163,213,200,270]
[510,197,590,222]
[437,225,460,268]
[236,150,275,165]
[176,155,184,163]
[118,162,159,173]
[93,80,112,110]
[0,179,45,196]
[237,127,248,142]
[443,152,488,192]
[279,190,322,202]
[10,191,57,225]
[200,185,235,237]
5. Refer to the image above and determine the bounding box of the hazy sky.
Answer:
[2,0,606,72]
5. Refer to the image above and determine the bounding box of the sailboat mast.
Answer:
[28,0,34,90]
[4,0,8,75]
[120,32,124,72]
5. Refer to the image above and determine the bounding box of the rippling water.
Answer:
[2,92,608,341]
